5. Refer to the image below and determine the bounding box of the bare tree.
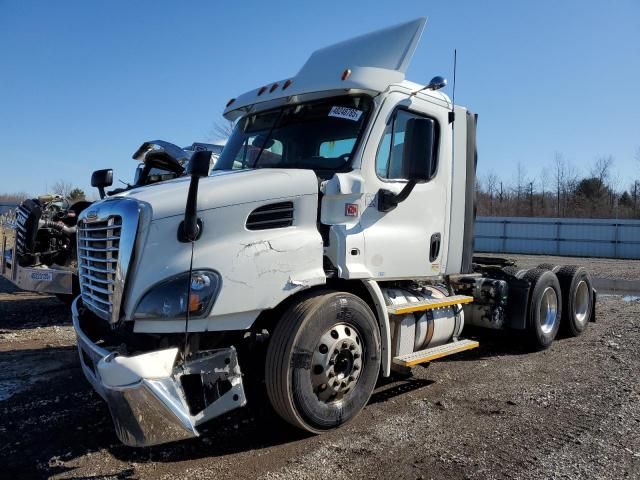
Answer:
[51,180,73,199]
[538,166,550,213]
[553,152,566,216]
[591,155,614,185]
[514,162,528,215]
[0,192,29,204]
[485,171,498,215]
[209,116,235,142]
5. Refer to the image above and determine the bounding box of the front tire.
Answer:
[265,291,381,433]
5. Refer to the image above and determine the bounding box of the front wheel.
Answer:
[265,291,381,433]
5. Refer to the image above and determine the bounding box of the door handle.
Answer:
[429,233,441,262]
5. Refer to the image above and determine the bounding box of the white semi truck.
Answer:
[72,18,596,447]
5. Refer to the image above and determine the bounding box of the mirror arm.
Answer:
[97,187,106,199]
[178,176,203,242]
[377,180,417,212]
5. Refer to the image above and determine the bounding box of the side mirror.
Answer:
[403,117,436,182]
[187,150,211,178]
[426,75,447,91]
[133,164,144,186]
[378,117,437,213]
[91,169,113,199]
[180,151,211,242]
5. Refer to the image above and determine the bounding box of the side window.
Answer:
[375,109,438,180]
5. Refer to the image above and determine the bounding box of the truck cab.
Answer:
[71,18,595,447]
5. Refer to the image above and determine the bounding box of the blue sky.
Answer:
[1,0,639,197]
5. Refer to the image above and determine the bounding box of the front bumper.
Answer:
[72,298,247,447]
[0,221,73,294]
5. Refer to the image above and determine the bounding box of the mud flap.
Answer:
[590,288,597,323]
[505,277,531,330]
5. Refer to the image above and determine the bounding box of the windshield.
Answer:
[214,95,372,173]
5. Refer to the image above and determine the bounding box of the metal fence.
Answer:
[474,216,640,259]
[0,203,18,216]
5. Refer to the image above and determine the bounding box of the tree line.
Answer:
[476,149,640,219]
[0,180,86,206]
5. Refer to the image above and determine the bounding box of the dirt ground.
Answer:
[1,255,639,480]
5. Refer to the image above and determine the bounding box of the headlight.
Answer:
[133,270,221,320]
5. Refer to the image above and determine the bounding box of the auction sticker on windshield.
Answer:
[329,106,363,121]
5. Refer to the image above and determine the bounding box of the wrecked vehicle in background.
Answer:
[0,141,223,303]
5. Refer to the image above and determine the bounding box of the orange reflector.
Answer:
[189,293,202,313]
[341,68,352,81]
[269,83,279,93]
[226,98,236,107]
[258,86,267,96]
[282,79,293,90]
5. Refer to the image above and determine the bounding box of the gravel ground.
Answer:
[1,255,639,479]
[479,252,640,281]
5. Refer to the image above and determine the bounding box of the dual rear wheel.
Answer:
[523,265,594,349]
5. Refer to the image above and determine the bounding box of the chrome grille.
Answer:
[77,198,140,323]
[15,204,29,255]
[77,216,122,320]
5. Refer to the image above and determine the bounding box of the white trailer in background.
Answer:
[71,18,596,447]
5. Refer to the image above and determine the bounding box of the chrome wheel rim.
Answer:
[574,280,590,325]
[539,287,558,335]
[311,323,363,404]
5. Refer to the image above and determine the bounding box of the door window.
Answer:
[375,109,438,180]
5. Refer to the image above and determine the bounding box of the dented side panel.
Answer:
[127,191,325,333]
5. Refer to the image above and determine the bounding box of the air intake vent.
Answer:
[246,202,294,230]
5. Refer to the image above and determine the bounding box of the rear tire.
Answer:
[523,269,562,350]
[502,266,527,278]
[556,265,592,336]
[265,291,381,433]
[537,263,559,272]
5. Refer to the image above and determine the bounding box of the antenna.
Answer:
[449,49,457,124]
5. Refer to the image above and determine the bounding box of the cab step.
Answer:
[392,339,479,367]
[386,294,473,316]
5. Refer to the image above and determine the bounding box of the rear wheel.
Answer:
[265,291,381,433]
[537,263,559,272]
[502,266,527,278]
[523,269,562,350]
[556,265,592,336]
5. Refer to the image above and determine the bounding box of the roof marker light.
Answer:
[258,86,268,96]
[341,68,352,81]
[282,79,293,90]
[269,83,279,93]
[226,98,236,107]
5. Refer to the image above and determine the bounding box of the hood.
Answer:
[116,168,320,220]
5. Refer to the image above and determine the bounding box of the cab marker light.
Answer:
[341,68,352,81]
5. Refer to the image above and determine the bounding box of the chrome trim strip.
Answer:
[79,272,115,286]
[77,198,139,324]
